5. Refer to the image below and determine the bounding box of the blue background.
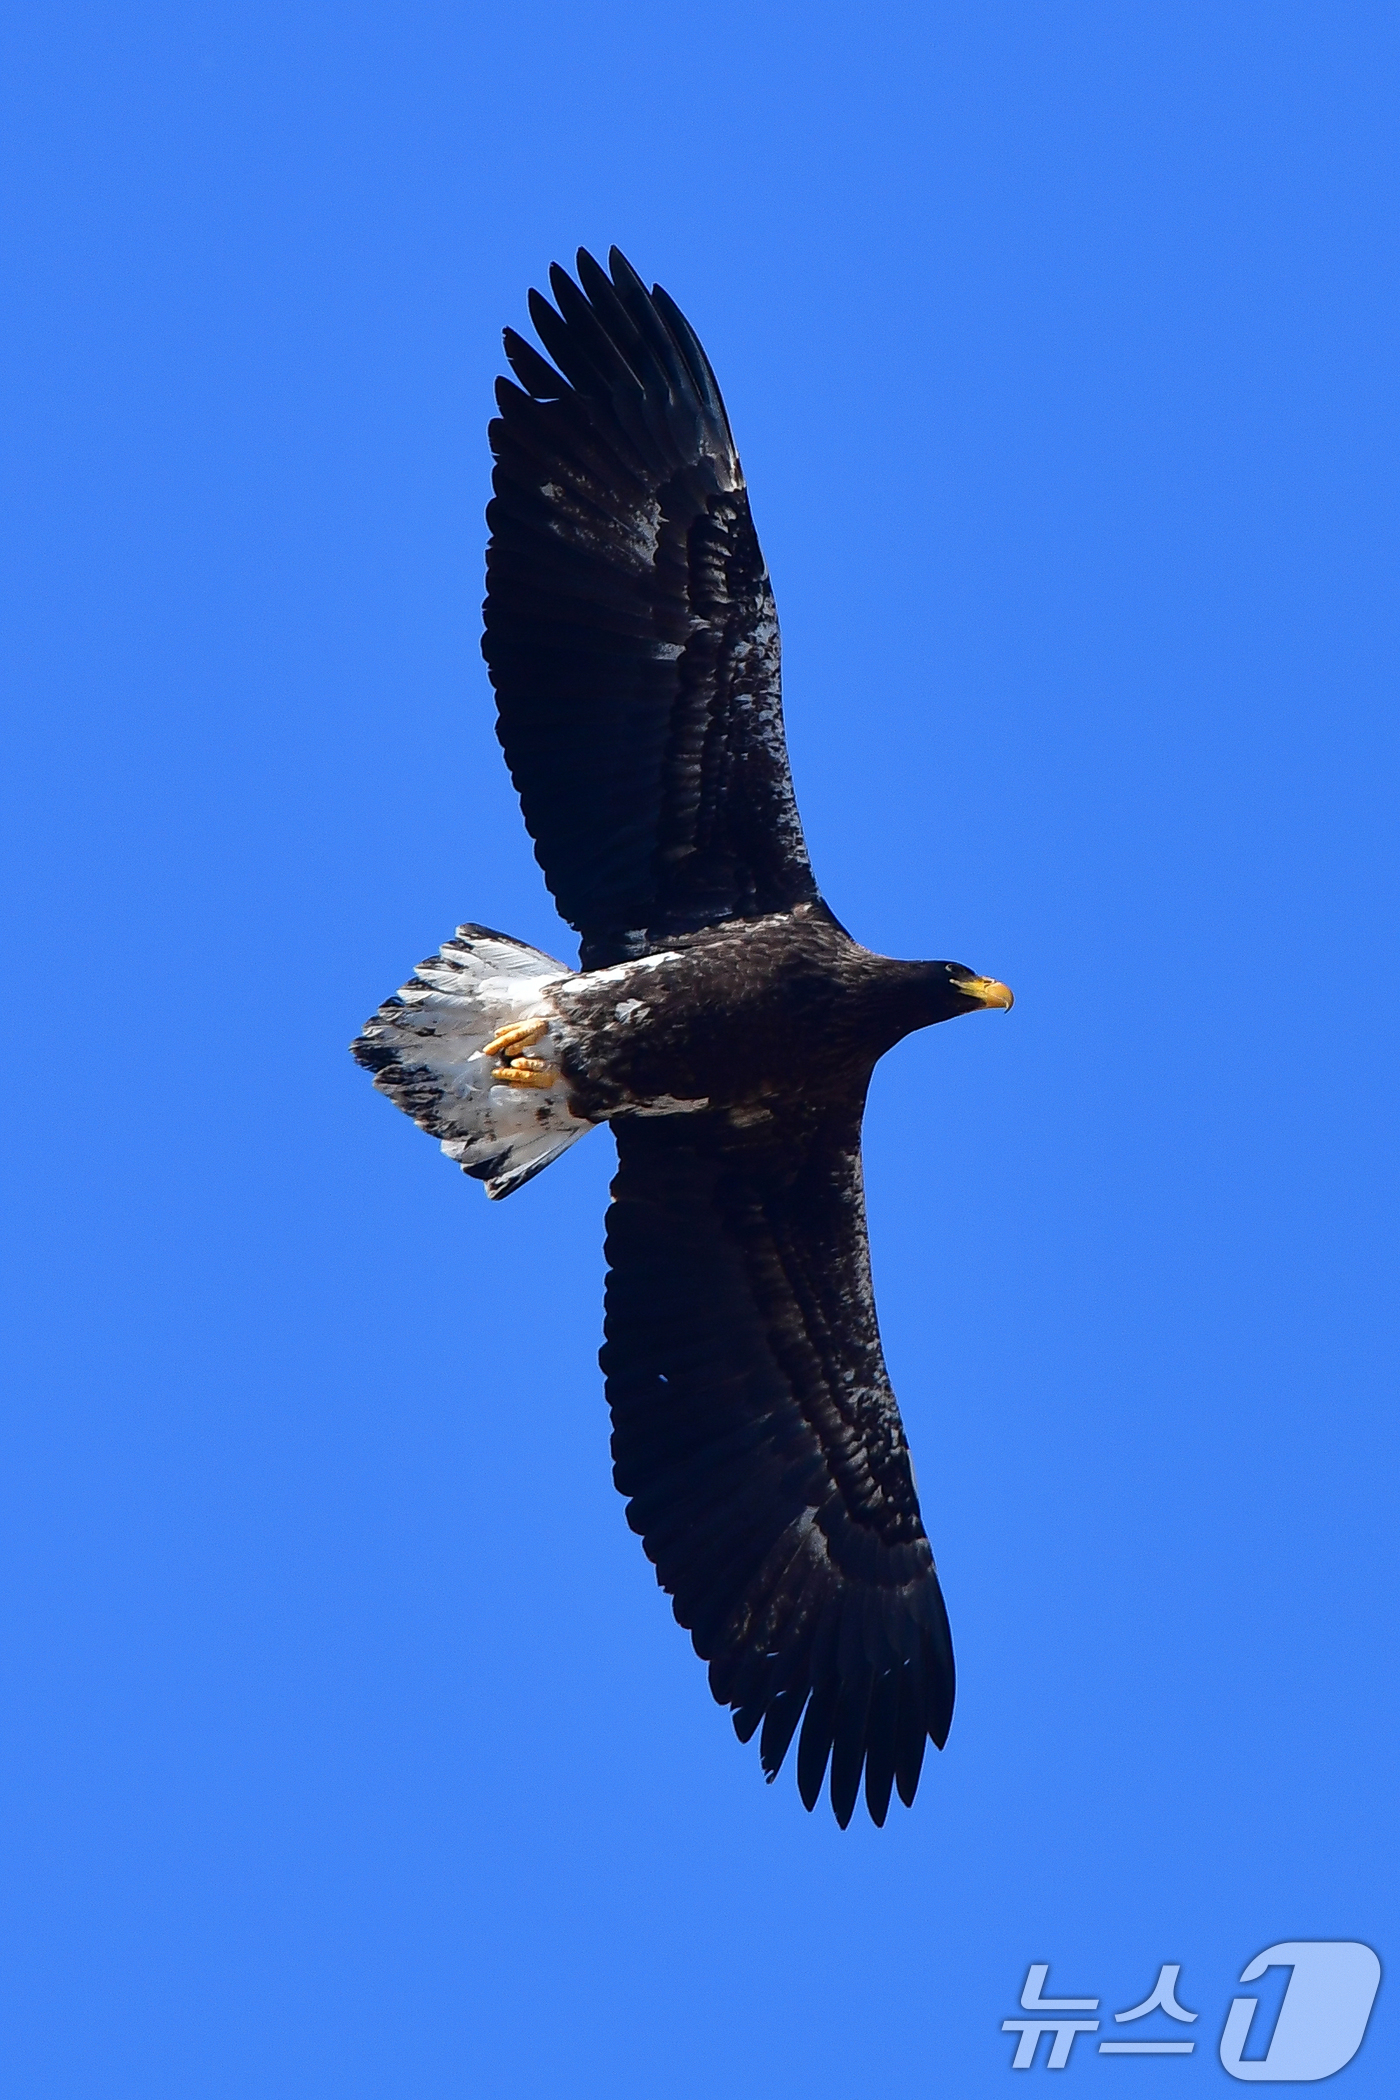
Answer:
[3,3,1396,2092]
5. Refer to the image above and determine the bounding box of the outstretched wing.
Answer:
[482,247,820,969]
[601,1103,955,1827]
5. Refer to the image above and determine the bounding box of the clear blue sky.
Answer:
[3,4,1396,2094]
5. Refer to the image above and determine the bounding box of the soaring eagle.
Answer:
[353,249,1013,1827]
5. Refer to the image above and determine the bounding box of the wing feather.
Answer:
[483,248,820,967]
[601,1106,955,1827]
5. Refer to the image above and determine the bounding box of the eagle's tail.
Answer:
[351,924,592,1200]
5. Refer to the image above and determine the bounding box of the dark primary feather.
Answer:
[483,247,819,969]
[601,1104,955,1827]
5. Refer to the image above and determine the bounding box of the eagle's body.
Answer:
[353,249,1012,1827]
[556,903,974,1119]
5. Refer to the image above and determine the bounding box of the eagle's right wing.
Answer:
[483,248,821,969]
[601,1101,955,1828]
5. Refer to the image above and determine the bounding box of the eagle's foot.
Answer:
[482,1018,548,1059]
[491,1055,557,1089]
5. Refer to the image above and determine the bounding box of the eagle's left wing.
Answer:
[602,1102,954,1827]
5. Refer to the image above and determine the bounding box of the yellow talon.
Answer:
[482,1018,548,1058]
[491,1056,557,1089]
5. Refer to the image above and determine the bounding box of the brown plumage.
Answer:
[353,250,1012,1826]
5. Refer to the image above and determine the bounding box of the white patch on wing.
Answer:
[352,925,594,1200]
[582,950,683,991]
[628,1094,710,1116]
[726,1104,774,1129]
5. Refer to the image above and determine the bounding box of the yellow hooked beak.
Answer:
[950,973,1015,1011]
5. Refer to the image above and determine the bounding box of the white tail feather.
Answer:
[351,924,592,1199]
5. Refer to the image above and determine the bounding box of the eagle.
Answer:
[352,248,1013,1827]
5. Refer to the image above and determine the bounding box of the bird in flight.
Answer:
[353,248,1013,1827]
